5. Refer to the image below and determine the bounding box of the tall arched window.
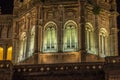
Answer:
[7,47,12,60]
[0,47,3,60]
[18,32,27,61]
[29,27,35,56]
[63,20,78,51]
[85,23,94,53]
[99,28,108,57]
[43,22,57,52]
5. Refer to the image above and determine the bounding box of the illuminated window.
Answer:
[7,47,12,60]
[63,20,78,51]
[99,28,108,57]
[43,22,57,52]
[85,23,94,53]
[29,27,35,56]
[18,32,27,61]
[0,47,3,60]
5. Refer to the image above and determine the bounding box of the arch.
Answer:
[0,47,3,60]
[99,28,108,36]
[85,22,94,31]
[43,21,58,52]
[30,26,35,35]
[7,47,12,60]
[44,21,57,30]
[19,32,26,40]
[63,20,78,51]
[64,20,78,29]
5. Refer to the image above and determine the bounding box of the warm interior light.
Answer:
[7,47,12,60]
[0,47,3,60]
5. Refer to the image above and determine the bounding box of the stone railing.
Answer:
[14,62,104,74]
[105,56,120,63]
[0,60,13,80]
[0,60,13,69]
[13,62,105,80]
[0,57,120,80]
[104,56,120,80]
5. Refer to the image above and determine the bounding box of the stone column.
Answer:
[13,21,20,64]
[80,1,87,62]
[25,17,30,58]
[34,6,40,64]
[12,21,16,63]
[94,15,99,58]
[3,44,7,60]
[38,25,42,52]
[58,5,64,53]
[109,12,118,56]
[38,5,43,53]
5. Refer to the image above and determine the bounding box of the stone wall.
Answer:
[0,57,120,80]
[0,60,13,80]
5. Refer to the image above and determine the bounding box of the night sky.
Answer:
[0,0,120,54]
[0,0,13,14]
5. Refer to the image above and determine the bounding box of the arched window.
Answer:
[63,20,78,51]
[0,47,3,60]
[85,23,94,53]
[99,28,108,57]
[18,32,27,61]
[7,47,12,60]
[29,27,35,56]
[43,22,57,52]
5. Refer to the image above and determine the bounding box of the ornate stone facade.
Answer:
[0,0,120,80]
[12,0,119,64]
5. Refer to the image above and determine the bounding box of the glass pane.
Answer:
[7,47,12,60]
[0,47,3,60]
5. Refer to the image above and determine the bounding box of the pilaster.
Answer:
[58,5,64,52]
[109,10,118,56]
[110,0,118,56]
[38,5,44,53]
[3,44,7,60]
[80,1,87,62]
[34,6,40,64]
[25,17,30,58]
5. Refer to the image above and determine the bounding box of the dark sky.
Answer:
[0,0,13,14]
[117,0,120,27]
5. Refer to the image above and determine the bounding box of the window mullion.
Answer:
[87,30,89,50]
[103,36,106,55]
[70,28,72,48]
[89,30,91,50]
